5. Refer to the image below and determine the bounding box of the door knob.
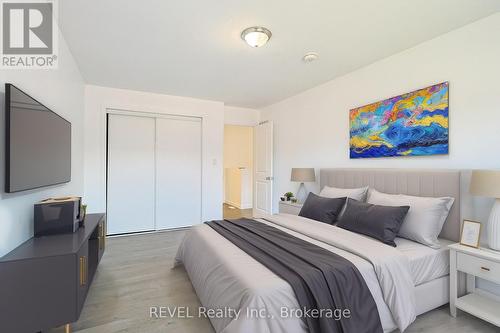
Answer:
[265,176,274,180]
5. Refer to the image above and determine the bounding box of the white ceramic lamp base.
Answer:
[488,198,500,251]
[296,183,307,203]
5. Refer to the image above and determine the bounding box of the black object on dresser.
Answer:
[0,213,106,333]
[34,196,83,237]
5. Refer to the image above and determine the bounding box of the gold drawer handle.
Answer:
[80,256,87,286]
[481,266,490,272]
[99,235,105,250]
[98,222,106,250]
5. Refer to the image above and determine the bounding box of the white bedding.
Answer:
[395,237,452,286]
[175,214,420,333]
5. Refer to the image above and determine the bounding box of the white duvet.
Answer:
[175,214,417,333]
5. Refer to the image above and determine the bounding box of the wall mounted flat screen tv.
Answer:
[5,84,71,193]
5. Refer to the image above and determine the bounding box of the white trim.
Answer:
[224,200,241,209]
[224,200,252,210]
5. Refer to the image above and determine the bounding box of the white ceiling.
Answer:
[59,1,500,108]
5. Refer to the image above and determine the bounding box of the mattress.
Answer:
[395,237,453,286]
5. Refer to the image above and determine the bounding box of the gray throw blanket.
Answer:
[206,218,383,333]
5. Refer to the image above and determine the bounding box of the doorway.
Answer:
[223,125,254,219]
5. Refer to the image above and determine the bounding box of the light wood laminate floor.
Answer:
[223,203,253,219]
[48,230,497,333]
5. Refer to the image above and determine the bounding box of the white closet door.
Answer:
[156,117,202,229]
[107,114,156,234]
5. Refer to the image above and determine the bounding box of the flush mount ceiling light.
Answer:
[241,26,272,48]
[302,52,319,63]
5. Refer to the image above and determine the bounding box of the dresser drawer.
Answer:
[457,252,500,284]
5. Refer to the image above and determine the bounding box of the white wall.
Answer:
[224,168,252,209]
[224,106,260,126]
[224,125,253,208]
[224,125,253,169]
[0,32,85,256]
[261,13,500,210]
[83,85,225,221]
[261,13,500,294]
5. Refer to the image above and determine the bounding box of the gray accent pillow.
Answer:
[298,193,347,224]
[337,198,410,247]
[319,185,369,220]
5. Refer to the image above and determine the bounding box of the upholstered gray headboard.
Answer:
[319,168,461,242]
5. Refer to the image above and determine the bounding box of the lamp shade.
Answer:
[291,168,315,182]
[470,170,500,198]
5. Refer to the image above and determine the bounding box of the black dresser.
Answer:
[0,213,106,333]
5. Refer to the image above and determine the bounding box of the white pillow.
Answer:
[367,189,454,248]
[319,186,369,221]
[319,186,369,201]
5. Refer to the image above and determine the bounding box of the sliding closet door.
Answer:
[156,117,202,229]
[107,114,156,234]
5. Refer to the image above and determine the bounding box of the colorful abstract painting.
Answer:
[349,82,449,159]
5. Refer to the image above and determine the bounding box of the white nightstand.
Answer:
[278,201,303,215]
[449,243,500,327]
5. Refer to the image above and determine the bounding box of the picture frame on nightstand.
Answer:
[460,220,481,248]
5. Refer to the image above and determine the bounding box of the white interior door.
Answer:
[156,116,202,229]
[254,121,273,217]
[107,114,156,234]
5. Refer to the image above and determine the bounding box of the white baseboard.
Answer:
[225,200,253,210]
[225,200,241,209]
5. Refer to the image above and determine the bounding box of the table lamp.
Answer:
[291,168,315,203]
[470,170,500,250]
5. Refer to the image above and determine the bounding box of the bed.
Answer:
[175,168,463,333]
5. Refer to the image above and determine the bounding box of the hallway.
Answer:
[222,203,253,219]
